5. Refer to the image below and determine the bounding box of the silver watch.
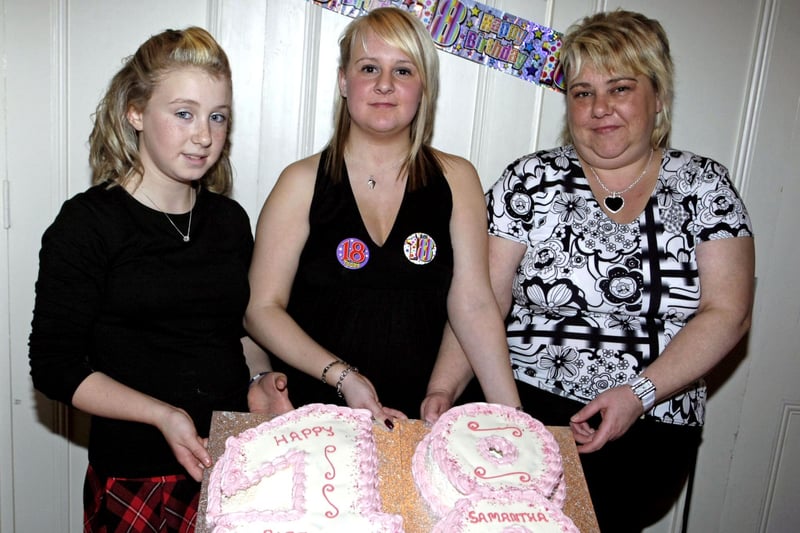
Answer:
[628,376,656,412]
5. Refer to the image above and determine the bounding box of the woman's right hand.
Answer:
[155,406,211,482]
[339,370,407,429]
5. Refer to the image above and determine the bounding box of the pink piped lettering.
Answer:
[274,425,337,446]
[468,510,551,523]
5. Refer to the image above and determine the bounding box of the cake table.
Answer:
[198,411,600,533]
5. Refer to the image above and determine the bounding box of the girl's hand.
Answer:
[155,407,211,481]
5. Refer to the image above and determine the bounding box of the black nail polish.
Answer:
[385,419,394,430]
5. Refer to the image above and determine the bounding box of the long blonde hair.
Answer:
[324,7,442,191]
[89,27,234,194]
[559,10,674,149]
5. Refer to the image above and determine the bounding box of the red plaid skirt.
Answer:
[83,464,199,533]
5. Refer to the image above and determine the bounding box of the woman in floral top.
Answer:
[424,10,754,532]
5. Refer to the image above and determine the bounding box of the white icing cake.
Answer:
[412,402,565,518]
[205,403,403,532]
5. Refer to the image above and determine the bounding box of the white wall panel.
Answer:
[218,0,269,216]
[0,0,13,529]
[763,405,800,532]
[4,0,73,529]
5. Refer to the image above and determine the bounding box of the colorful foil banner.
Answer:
[308,0,565,92]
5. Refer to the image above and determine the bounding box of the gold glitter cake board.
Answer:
[198,411,600,532]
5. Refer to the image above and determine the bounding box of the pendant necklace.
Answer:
[347,149,406,191]
[140,187,194,242]
[588,148,654,214]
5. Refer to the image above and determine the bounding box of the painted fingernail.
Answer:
[385,419,394,430]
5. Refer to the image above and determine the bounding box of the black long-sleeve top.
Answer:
[29,184,252,477]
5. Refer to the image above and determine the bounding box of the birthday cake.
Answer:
[412,403,566,518]
[205,403,403,532]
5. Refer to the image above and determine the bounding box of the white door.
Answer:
[2,1,798,531]
[712,0,800,531]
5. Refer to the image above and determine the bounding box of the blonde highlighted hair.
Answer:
[89,26,234,194]
[324,7,442,190]
[559,10,674,149]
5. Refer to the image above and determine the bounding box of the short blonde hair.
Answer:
[324,7,441,190]
[89,27,234,194]
[559,10,674,149]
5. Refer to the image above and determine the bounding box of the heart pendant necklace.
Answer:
[589,148,654,214]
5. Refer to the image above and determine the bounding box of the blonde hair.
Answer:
[89,27,234,194]
[559,10,674,149]
[324,7,442,190]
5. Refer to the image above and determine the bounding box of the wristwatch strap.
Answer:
[628,376,656,412]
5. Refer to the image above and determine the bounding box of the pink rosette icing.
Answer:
[412,402,564,517]
[206,403,403,532]
[431,490,579,533]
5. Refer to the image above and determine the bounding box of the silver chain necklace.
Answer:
[140,187,194,242]
[588,148,654,214]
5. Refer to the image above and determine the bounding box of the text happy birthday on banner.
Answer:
[308,0,565,92]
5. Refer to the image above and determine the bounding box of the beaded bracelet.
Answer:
[321,360,345,384]
[335,366,359,399]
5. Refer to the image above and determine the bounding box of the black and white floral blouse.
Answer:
[487,146,753,426]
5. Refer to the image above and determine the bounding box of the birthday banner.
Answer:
[307,0,565,92]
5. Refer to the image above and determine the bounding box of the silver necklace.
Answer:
[139,187,194,242]
[588,148,654,214]
[367,176,376,189]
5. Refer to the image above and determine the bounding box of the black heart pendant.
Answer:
[604,196,624,213]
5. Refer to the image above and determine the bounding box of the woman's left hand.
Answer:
[568,385,644,453]
[420,390,455,424]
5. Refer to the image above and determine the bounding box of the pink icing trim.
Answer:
[549,473,567,509]
[322,484,338,518]
[324,444,337,480]
[477,436,519,465]
[467,420,524,437]
[474,466,532,483]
